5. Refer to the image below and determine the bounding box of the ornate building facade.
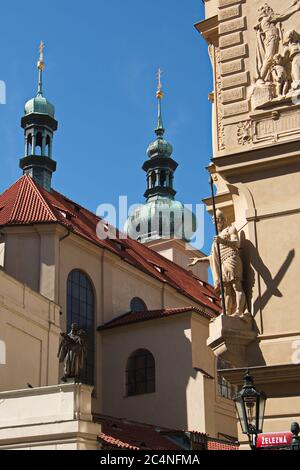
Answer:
[197,0,300,449]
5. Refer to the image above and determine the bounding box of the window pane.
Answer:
[67,270,95,385]
[126,349,155,396]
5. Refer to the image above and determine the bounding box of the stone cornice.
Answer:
[221,364,300,386]
[194,15,219,43]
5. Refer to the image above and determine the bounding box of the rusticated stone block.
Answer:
[223,100,249,117]
[220,31,243,49]
[219,4,241,21]
[222,86,245,103]
[220,44,247,62]
[219,17,246,35]
[219,0,242,8]
[221,71,249,89]
[221,58,244,76]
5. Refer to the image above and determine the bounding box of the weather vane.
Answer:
[37,41,45,71]
[156,68,163,100]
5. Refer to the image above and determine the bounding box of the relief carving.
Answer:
[252,1,300,109]
[237,120,253,145]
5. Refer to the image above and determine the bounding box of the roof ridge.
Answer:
[10,175,57,223]
[9,176,29,222]
[98,305,214,332]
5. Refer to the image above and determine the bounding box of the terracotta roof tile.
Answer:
[97,417,182,450]
[0,175,221,314]
[98,306,215,331]
[96,416,239,451]
[207,439,239,451]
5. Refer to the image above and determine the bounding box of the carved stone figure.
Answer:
[283,30,300,91]
[58,323,87,381]
[237,120,252,145]
[254,2,300,83]
[271,54,289,97]
[189,210,248,317]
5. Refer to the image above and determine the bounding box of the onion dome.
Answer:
[125,69,197,243]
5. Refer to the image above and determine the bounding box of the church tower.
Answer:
[126,71,196,244]
[125,71,208,280]
[143,69,178,206]
[19,42,58,191]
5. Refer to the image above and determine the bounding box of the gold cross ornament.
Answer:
[156,68,163,100]
[38,41,45,71]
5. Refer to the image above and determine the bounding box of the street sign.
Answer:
[256,432,293,449]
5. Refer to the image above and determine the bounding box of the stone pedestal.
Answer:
[251,83,274,110]
[0,383,101,450]
[207,314,257,367]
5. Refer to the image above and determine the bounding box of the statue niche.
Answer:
[252,1,300,109]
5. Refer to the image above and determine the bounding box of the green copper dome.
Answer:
[147,137,173,159]
[125,197,197,243]
[24,94,55,118]
[125,75,197,244]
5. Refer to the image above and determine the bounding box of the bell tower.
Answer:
[143,69,178,202]
[19,41,58,191]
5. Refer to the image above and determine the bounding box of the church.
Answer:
[0,39,238,449]
[1,0,300,452]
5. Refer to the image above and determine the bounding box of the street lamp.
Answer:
[233,370,267,450]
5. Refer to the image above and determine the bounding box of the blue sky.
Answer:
[0,0,214,254]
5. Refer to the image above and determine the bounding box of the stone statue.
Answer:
[189,210,248,317]
[254,2,300,83]
[271,54,289,97]
[58,323,87,382]
[283,30,300,90]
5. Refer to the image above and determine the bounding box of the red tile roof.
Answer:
[96,416,239,451]
[0,175,221,314]
[98,306,215,331]
[98,417,182,451]
[207,439,239,451]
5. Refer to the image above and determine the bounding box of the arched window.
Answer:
[35,132,42,156]
[151,171,156,188]
[27,133,32,156]
[126,349,155,396]
[67,269,95,385]
[160,170,166,187]
[46,134,51,157]
[130,297,147,313]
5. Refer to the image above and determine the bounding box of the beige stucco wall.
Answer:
[191,316,237,438]
[1,225,218,428]
[230,166,300,366]
[0,269,61,392]
[145,239,209,282]
[101,312,237,438]
[0,384,100,450]
[101,315,196,431]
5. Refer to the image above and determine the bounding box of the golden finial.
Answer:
[156,68,163,100]
[37,41,45,71]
